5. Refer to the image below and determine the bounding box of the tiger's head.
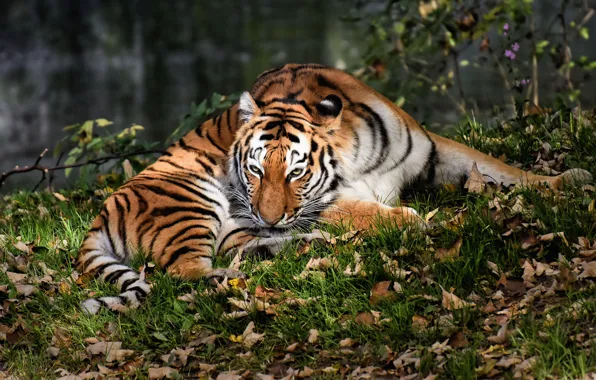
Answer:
[229,91,345,231]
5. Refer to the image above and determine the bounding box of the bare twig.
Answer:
[0,149,164,191]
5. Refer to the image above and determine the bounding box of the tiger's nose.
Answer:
[260,212,283,226]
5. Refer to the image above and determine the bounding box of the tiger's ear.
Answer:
[238,91,261,123]
[316,94,343,129]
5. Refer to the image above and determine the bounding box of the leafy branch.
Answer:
[0,148,164,191]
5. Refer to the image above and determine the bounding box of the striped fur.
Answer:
[77,64,592,314]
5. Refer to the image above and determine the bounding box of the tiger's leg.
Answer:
[320,198,426,231]
[215,219,328,259]
[429,133,592,188]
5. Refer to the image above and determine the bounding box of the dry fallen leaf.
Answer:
[241,321,264,348]
[339,338,356,347]
[15,285,35,296]
[487,323,509,344]
[148,367,179,379]
[436,238,462,262]
[579,261,596,279]
[464,162,487,194]
[307,329,319,344]
[370,281,397,304]
[441,287,475,310]
[411,315,429,332]
[53,192,69,202]
[448,331,469,348]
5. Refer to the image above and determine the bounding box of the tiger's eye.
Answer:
[291,168,302,176]
[249,165,262,176]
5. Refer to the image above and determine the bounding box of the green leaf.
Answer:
[152,332,169,342]
[64,156,77,178]
[95,118,113,128]
[580,27,589,40]
[460,60,469,67]
[393,22,405,34]
[536,40,549,54]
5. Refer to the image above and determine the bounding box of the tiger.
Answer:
[77,63,592,314]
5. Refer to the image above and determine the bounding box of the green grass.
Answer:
[1,108,596,379]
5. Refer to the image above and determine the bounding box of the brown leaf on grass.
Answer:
[169,347,194,367]
[86,341,134,362]
[441,287,475,310]
[307,329,319,344]
[539,232,568,246]
[355,312,375,326]
[411,315,429,332]
[148,367,179,379]
[495,356,522,368]
[6,272,27,284]
[425,208,440,222]
[13,241,31,254]
[464,162,487,194]
[339,338,356,347]
[448,331,468,348]
[15,285,35,296]
[216,371,242,380]
[487,323,509,344]
[343,253,364,277]
[370,281,397,305]
[522,260,536,284]
[521,232,539,250]
[53,192,69,202]
[305,256,339,271]
[578,261,596,279]
[241,321,264,348]
[436,238,462,262]
[379,252,411,279]
[286,342,299,352]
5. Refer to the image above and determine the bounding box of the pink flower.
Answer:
[505,50,516,60]
[520,78,531,85]
[503,23,509,30]
[512,42,520,52]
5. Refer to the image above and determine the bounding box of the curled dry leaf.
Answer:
[148,367,179,379]
[521,260,536,283]
[411,315,429,332]
[15,285,35,296]
[6,272,27,284]
[579,261,596,279]
[241,321,264,348]
[448,331,468,348]
[344,253,364,277]
[305,256,339,271]
[13,241,30,254]
[487,323,509,344]
[286,342,299,352]
[370,281,397,305]
[464,162,487,194]
[441,287,475,311]
[307,329,319,344]
[436,238,462,262]
[339,338,356,347]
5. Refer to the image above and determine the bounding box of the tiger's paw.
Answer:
[390,206,430,231]
[206,268,247,280]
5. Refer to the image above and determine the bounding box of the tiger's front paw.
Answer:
[206,268,247,280]
[390,206,430,231]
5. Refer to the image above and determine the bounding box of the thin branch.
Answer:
[0,149,164,191]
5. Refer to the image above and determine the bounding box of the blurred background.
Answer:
[1,0,595,190]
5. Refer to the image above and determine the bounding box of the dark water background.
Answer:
[1,0,595,191]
